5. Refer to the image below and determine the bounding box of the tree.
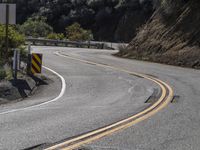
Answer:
[0,25,25,62]
[38,0,73,33]
[66,23,93,41]
[16,0,44,24]
[15,0,154,42]
[19,16,53,38]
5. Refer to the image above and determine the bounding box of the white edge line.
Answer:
[0,66,66,115]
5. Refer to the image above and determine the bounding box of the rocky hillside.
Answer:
[118,0,200,68]
[16,0,154,42]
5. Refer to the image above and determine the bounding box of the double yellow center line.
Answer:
[45,51,174,150]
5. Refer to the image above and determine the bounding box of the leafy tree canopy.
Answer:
[19,16,53,38]
[66,23,93,41]
[16,0,154,42]
[0,25,25,64]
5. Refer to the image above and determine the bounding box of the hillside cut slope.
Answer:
[118,0,200,68]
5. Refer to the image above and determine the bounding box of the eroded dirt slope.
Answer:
[118,0,200,68]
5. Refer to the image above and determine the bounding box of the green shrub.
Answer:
[47,33,58,40]
[19,16,53,38]
[57,33,65,40]
[0,25,25,62]
[66,23,93,41]
[47,33,65,40]
[0,68,6,80]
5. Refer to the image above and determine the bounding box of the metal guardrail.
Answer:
[26,38,105,49]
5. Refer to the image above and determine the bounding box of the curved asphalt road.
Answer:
[0,46,199,150]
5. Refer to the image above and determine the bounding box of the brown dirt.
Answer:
[117,0,200,69]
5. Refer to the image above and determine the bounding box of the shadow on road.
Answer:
[10,75,48,98]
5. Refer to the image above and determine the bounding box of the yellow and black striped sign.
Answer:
[31,53,43,74]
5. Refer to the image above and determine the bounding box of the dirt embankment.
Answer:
[117,0,200,68]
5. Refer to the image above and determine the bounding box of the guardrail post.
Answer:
[55,42,57,46]
[101,43,104,49]
[88,41,90,48]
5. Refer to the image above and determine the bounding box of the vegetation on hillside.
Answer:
[19,17,53,38]
[46,33,65,40]
[66,23,93,41]
[0,61,6,80]
[16,0,154,42]
[0,25,25,80]
[0,25,25,61]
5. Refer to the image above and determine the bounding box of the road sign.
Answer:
[31,53,43,74]
[0,4,16,24]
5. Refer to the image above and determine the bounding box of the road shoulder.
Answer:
[0,67,61,112]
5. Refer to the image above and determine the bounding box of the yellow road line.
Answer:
[46,52,173,150]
